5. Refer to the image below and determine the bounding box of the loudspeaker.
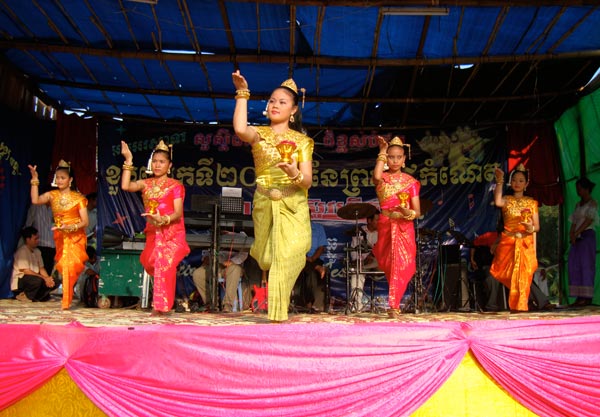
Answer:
[436,263,463,311]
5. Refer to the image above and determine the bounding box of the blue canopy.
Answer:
[1,1,600,128]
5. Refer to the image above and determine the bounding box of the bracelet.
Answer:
[378,152,387,156]
[235,89,250,100]
[288,171,301,181]
[30,180,40,186]
[291,171,304,185]
[164,215,171,226]
[376,155,387,163]
[122,163,134,171]
[404,210,416,221]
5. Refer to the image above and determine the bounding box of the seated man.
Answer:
[350,212,380,311]
[11,226,60,302]
[294,220,328,313]
[75,246,100,307]
[192,235,248,313]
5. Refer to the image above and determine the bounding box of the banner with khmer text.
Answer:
[97,122,505,304]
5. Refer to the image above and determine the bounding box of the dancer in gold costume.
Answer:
[232,70,313,322]
[489,164,539,312]
[28,160,89,310]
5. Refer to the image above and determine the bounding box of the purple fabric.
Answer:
[568,229,597,298]
[1,318,600,417]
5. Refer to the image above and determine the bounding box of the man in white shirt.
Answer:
[192,232,249,312]
[350,212,380,311]
[12,227,59,302]
[24,204,55,273]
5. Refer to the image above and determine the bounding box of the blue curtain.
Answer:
[0,108,54,298]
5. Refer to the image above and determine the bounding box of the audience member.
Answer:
[294,220,328,313]
[192,236,249,312]
[75,246,100,303]
[11,226,59,302]
[24,203,56,274]
[350,212,380,311]
[567,177,597,307]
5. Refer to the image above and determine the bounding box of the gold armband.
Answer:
[235,89,250,100]
[122,163,134,171]
[376,155,387,163]
[291,172,304,185]
[30,180,40,186]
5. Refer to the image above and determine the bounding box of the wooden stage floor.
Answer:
[1,296,597,327]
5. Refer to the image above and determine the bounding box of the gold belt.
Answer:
[503,230,529,239]
[382,209,404,219]
[256,184,297,201]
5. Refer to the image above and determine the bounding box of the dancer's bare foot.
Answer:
[387,308,401,319]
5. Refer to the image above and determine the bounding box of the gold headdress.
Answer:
[281,79,298,94]
[146,140,173,175]
[508,162,529,184]
[389,136,412,159]
[51,160,71,187]
[280,78,306,108]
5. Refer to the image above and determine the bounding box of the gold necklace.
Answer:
[58,192,69,209]
[150,177,167,195]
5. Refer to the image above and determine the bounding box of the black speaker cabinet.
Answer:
[436,262,463,311]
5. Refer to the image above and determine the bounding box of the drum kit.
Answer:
[337,203,383,314]
[337,199,437,315]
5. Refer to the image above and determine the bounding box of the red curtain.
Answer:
[52,113,97,195]
[506,123,563,206]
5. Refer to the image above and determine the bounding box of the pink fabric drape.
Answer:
[2,318,600,417]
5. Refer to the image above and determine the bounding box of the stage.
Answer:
[1,298,599,417]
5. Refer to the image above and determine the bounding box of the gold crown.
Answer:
[515,163,527,172]
[154,140,170,152]
[280,79,298,94]
[56,160,70,169]
[389,136,405,146]
[389,136,411,159]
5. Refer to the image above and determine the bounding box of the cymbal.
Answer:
[337,203,378,220]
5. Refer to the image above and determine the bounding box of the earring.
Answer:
[402,163,406,168]
[168,168,171,175]
[290,114,295,123]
